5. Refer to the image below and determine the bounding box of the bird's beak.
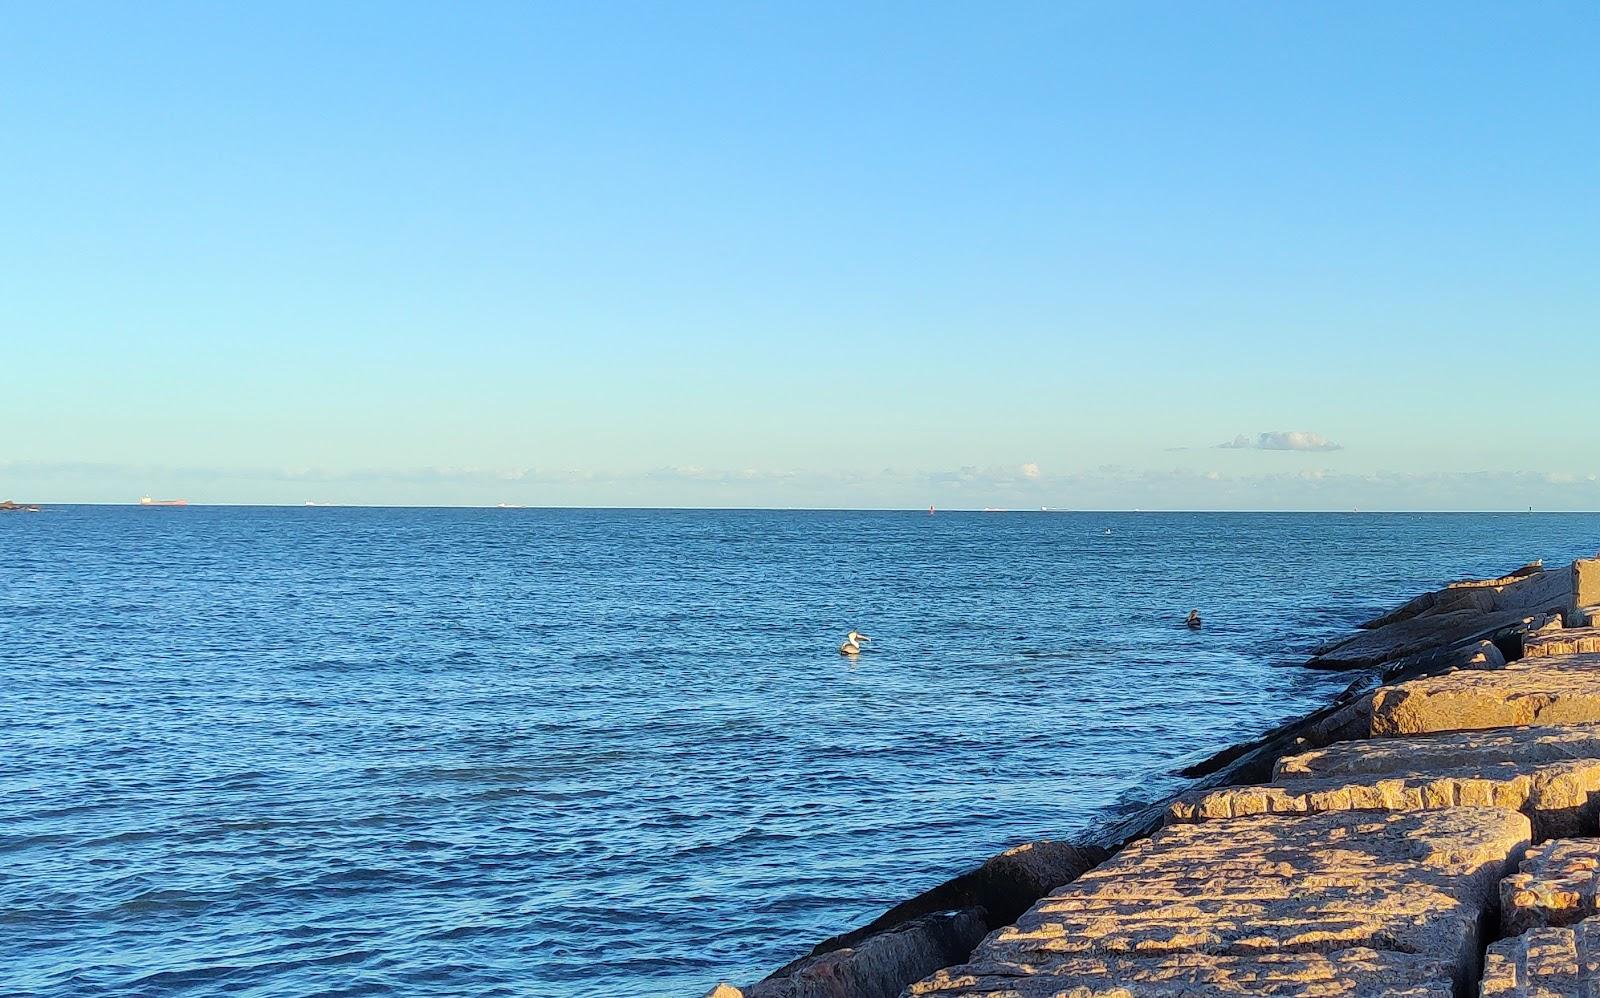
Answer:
[859,635,872,641]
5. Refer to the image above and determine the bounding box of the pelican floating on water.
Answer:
[1186,609,1202,630]
[839,631,872,656]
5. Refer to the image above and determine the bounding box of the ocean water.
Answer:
[4,508,1599,997]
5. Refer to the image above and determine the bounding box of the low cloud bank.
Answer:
[1217,431,1343,452]
[6,460,1597,510]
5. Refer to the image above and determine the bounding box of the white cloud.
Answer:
[1217,431,1343,452]
[8,459,1600,510]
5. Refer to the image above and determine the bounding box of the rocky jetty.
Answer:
[734,841,1107,998]
[1169,723,1600,839]
[1481,922,1600,997]
[912,807,1527,996]
[710,555,1600,998]
[0,499,41,512]
[1499,839,1600,935]
[1370,654,1600,735]
[1307,562,1571,670]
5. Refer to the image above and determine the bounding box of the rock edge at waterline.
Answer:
[708,555,1600,998]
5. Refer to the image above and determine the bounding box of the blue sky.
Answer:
[3,2,1596,508]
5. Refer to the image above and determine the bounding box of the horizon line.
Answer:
[9,502,1593,515]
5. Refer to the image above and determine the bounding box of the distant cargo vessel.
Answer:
[139,496,188,507]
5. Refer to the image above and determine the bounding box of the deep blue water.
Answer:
[3,508,1599,997]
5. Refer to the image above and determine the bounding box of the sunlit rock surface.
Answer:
[743,841,1106,998]
[1168,724,1600,838]
[743,909,987,998]
[908,808,1529,996]
[1371,654,1600,736]
[1525,628,1600,659]
[906,948,1453,997]
[1313,566,1572,670]
[1502,840,1600,936]
[1481,918,1600,998]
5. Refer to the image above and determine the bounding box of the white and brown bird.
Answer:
[838,631,872,656]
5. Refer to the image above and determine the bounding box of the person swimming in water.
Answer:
[1186,609,1202,629]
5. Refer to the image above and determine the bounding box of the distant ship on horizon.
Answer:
[139,496,188,507]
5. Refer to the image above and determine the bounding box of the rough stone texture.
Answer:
[811,840,1108,954]
[1308,608,1540,671]
[1527,629,1600,660]
[1108,695,1377,854]
[1278,725,1600,782]
[1179,693,1376,779]
[906,948,1453,996]
[1501,840,1600,936]
[1321,564,1572,670]
[747,840,1106,998]
[909,809,1530,997]
[1576,560,1600,614]
[706,985,745,998]
[1360,562,1550,631]
[1481,919,1600,997]
[1456,640,1510,671]
[1370,653,1600,736]
[746,909,988,998]
[1168,724,1600,839]
[1374,640,1507,689]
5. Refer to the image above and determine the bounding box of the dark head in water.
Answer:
[1186,609,1202,629]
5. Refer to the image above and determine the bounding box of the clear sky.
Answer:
[3,2,1596,509]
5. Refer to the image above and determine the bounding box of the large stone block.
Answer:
[1168,724,1600,839]
[906,948,1453,996]
[1371,654,1600,736]
[1576,560,1600,612]
[1525,628,1600,660]
[1501,840,1600,936]
[1309,607,1549,671]
[1481,918,1600,997]
[746,839,1106,998]
[1359,562,1554,631]
[908,809,1530,997]
[746,909,988,998]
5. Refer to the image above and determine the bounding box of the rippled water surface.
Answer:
[5,508,1600,996]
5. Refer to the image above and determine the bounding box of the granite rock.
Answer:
[1370,654,1600,736]
[748,909,989,998]
[1481,918,1600,997]
[1525,629,1600,660]
[1169,724,1600,838]
[905,948,1453,997]
[1309,608,1559,672]
[1358,562,1548,631]
[747,840,1106,998]
[908,809,1530,997]
[1501,840,1600,936]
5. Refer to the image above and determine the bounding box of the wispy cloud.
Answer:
[8,460,1598,509]
[1217,431,1343,452]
